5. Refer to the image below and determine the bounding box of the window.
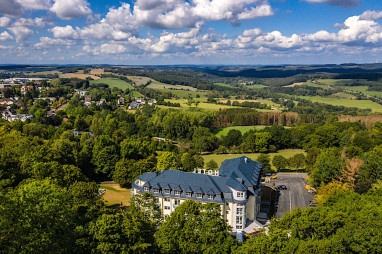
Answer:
[164,198,170,202]
[226,202,229,206]
[237,192,244,198]
[236,225,243,230]
[196,193,202,198]
[164,189,170,194]
[164,206,170,210]
[153,188,159,193]
[174,200,180,206]
[174,190,181,195]
[237,207,243,216]
[144,187,149,192]
[186,192,192,197]
[226,211,229,215]
[226,219,229,222]
[236,216,243,225]
[207,194,214,200]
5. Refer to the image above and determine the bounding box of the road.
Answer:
[268,173,315,218]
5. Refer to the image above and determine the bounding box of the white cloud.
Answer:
[303,0,363,8]
[50,25,79,39]
[50,0,92,20]
[80,3,137,40]
[13,17,51,29]
[8,26,34,42]
[34,37,76,48]
[0,0,24,17]
[0,17,12,28]
[359,10,382,21]
[20,0,52,10]
[0,31,13,41]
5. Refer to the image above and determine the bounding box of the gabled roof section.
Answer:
[219,156,262,187]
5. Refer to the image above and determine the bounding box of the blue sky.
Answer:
[1,0,382,65]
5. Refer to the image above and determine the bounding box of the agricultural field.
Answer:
[90,69,104,75]
[297,95,382,112]
[160,88,207,98]
[126,75,152,86]
[247,84,267,89]
[214,125,268,137]
[26,70,62,76]
[100,183,131,206]
[90,78,135,90]
[202,149,306,170]
[147,83,197,91]
[60,73,100,80]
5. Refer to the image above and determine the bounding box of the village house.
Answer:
[132,156,263,233]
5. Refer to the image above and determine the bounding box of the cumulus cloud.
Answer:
[0,0,24,17]
[21,0,52,10]
[34,37,76,48]
[13,17,52,29]
[0,31,13,41]
[0,17,12,28]
[303,0,363,8]
[50,25,79,39]
[80,3,137,40]
[359,10,382,21]
[50,0,92,20]
[8,26,34,42]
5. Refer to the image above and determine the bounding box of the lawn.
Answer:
[202,149,306,170]
[100,184,131,206]
[297,95,382,112]
[90,78,135,90]
[214,125,268,137]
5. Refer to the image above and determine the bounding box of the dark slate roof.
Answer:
[134,156,263,204]
[219,156,262,188]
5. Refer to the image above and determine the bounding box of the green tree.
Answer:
[258,154,272,173]
[181,152,197,171]
[192,127,218,153]
[288,153,306,170]
[272,155,289,172]
[311,148,343,187]
[206,159,219,171]
[155,200,236,254]
[157,152,179,171]
[221,129,242,148]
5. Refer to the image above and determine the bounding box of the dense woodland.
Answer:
[1,65,382,253]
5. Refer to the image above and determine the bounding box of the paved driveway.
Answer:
[266,173,315,218]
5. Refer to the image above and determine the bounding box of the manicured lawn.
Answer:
[202,149,306,170]
[100,184,131,206]
[214,125,268,137]
[90,78,135,90]
[297,95,382,112]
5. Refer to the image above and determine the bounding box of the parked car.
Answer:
[271,174,277,179]
[308,200,317,207]
[276,185,287,190]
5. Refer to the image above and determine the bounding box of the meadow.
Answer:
[297,95,382,112]
[90,78,135,90]
[100,183,131,206]
[166,99,240,110]
[202,149,306,170]
[213,125,268,137]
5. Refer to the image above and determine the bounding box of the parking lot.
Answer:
[267,173,315,218]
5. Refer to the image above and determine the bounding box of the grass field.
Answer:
[166,99,239,110]
[247,84,267,89]
[202,149,306,170]
[26,70,62,76]
[61,73,100,80]
[90,78,135,90]
[126,76,152,86]
[100,184,131,206]
[214,125,268,137]
[297,95,382,112]
[147,83,197,91]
